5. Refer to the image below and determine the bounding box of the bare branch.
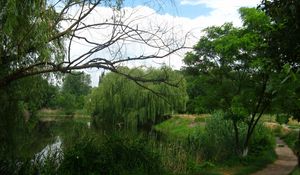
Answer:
[0,1,188,89]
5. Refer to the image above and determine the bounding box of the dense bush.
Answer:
[0,151,61,175]
[282,131,298,151]
[249,123,275,155]
[197,111,237,161]
[275,114,289,125]
[1,135,163,175]
[197,111,275,162]
[60,134,163,175]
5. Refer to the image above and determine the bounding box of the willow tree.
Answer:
[0,0,186,118]
[0,0,186,161]
[86,67,188,131]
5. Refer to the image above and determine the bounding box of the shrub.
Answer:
[60,134,163,175]
[197,111,237,161]
[0,151,61,175]
[1,132,163,175]
[249,123,275,155]
[275,114,289,125]
[282,130,298,150]
[197,111,275,162]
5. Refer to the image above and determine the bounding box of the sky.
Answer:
[67,0,262,86]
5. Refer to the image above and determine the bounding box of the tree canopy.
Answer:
[260,0,300,68]
[55,72,91,114]
[260,0,300,166]
[183,7,276,156]
[87,67,188,131]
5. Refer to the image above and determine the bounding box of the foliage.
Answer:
[232,149,276,175]
[87,67,188,131]
[282,131,298,152]
[0,75,58,159]
[197,111,238,161]
[62,73,91,97]
[60,134,163,175]
[260,0,300,68]
[0,0,64,82]
[275,114,289,125]
[249,123,275,154]
[154,116,205,139]
[55,92,77,115]
[61,72,91,110]
[152,112,275,175]
[197,111,275,162]
[0,151,61,175]
[55,72,91,114]
[1,121,164,175]
[0,0,184,89]
[290,167,300,175]
[182,7,277,155]
[260,0,300,166]
[270,65,300,166]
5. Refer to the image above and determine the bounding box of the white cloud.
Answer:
[180,0,203,5]
[180,0,259,7]
[64,1,261,86]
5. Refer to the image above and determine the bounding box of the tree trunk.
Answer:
[297,127,300,167]
[242,147,249,157]
[233,120,240,155]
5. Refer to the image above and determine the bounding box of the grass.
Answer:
[288,124,300,130]
[168,148,277,175]
[290,167,300,175]
[260,114,276,123]
[260,114,300,126]
[233,150,277,175]
[154,114,278,175]
[154,115,205,138]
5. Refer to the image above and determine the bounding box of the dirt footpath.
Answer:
[251,137,297,175]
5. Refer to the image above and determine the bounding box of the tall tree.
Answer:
[260,0,300,68]
[0,0,185,162]
[260,0,300,166]
[58,71,91,112]
[62,72,91,97]
[183,8,275,156]
[0,75,56,158]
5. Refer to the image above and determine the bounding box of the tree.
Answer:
[62,72,91,97]
[260,0,300,69]
[0,0,186,88]
[0,75,56,158]
[61,72,91,109]
[56,92,77,115]
[270,66,300,166]
[260,0,300,166]
[0,0,185,161]
[86,67,188,131]
[183,8,275,156]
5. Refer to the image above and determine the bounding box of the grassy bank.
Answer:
[154,115,207,138]
[37,108,91,123]
[154,114,277,175]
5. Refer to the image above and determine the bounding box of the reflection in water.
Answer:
[35,136,62,162]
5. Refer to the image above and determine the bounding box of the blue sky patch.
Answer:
[123,0,213,18]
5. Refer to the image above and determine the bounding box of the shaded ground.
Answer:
[251,137,297,175]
